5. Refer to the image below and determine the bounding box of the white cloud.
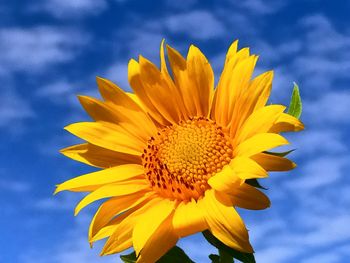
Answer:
[164,0,197,10]
[35,79,84,107]
[293,129,347,156]
[178,234,217,262]
[286,155,348,190]
[302,253,340,263]
[118,30,165,62]
[0,178,31,193]
[21,214,118,263]
[231,0,286,15]
[0,26,89,74]
[164,10,226,40]
[304,90,350,125]
[21,208,210,263]
[289,14,350,91]
[102,62,131,91]
[30,0,108,19]
[256,245,302,262]
[34,193,83,211]
[0,84,35,132]
[297,214,350,247]
[37,80,75,98]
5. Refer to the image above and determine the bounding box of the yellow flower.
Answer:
[56,40,304,262]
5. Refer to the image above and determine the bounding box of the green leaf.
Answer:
[287,82,302,119]
[209,254,221,263]
[120,251,136,263]
[263,149,295,157]
[219,248,234,263]
[202,230,256,263]
[157,246,194,263]
[245,179,266,190]
[120,246,194,263]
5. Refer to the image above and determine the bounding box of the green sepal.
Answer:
[287,82,302,119]
[263,149,295,157]
[120,251,137,263]
[209,254,221,263]
[157,246,194,263]
[202,230,256,263]
[120,246,194,263]
[245,179,266,190]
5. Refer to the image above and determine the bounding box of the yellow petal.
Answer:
[224,40,239,64]
[166,44,215,119]
[78,95,117,122]
[172,199,208,237]
[99,202,144,254]
[101,197,162,255]
[166,44,194,118]
[65,121,144,156]
[186,45,214,117]
[269,113,305,133]
[96,76,145,111]
[230,156,268,179]
[55,164,144,194]
[250,71,274,111]
[126,92,147,112]
[100,208,142,254]
[227,70,274,132]
[235,105,286,145]
[74,180,149,215]
[234,133,289,157]
[230,71,275,138]
[96,77,157,133]
[78,95,156,142]
[60,143,141,168]
[137,215,178,263]
[229,184,270,210]
[128,59,169,126]
[199,189,253,252]
[91,224,118,244]
[89,191,152,242]
[208,165,241,193]
[211,43,256,127]
[140,56,183,122]
[159,39,169,75]
[92,195,155,245]
[132,198,176,256]
[251,152,296,171]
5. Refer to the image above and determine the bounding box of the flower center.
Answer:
[141,117,233,201]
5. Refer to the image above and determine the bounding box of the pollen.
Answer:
[141,117,233,201]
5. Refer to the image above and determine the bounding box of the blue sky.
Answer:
[1,0,350,262]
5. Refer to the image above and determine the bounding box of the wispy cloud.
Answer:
[102,62,130,91]
[0,83,35,133]
[256,245,302,262]
[29,0,108,19]
[0,26,89,74]
[291,14,350,92]
[287,155,349,190]
[164,0,197,10]
[230,0,286,15]
[304,90,350,125]
[164,10,226,40]
[34,193,83,211]
[21,214,117,263]
[0,178,31,193]
[293,129,347,156]
[301,253,341,263]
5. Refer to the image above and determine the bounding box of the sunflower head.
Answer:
[56,40,304,262]
[142,116,234,200]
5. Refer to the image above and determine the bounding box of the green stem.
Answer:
[219,248,234,263]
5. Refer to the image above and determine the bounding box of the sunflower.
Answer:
[56,40,304,262]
